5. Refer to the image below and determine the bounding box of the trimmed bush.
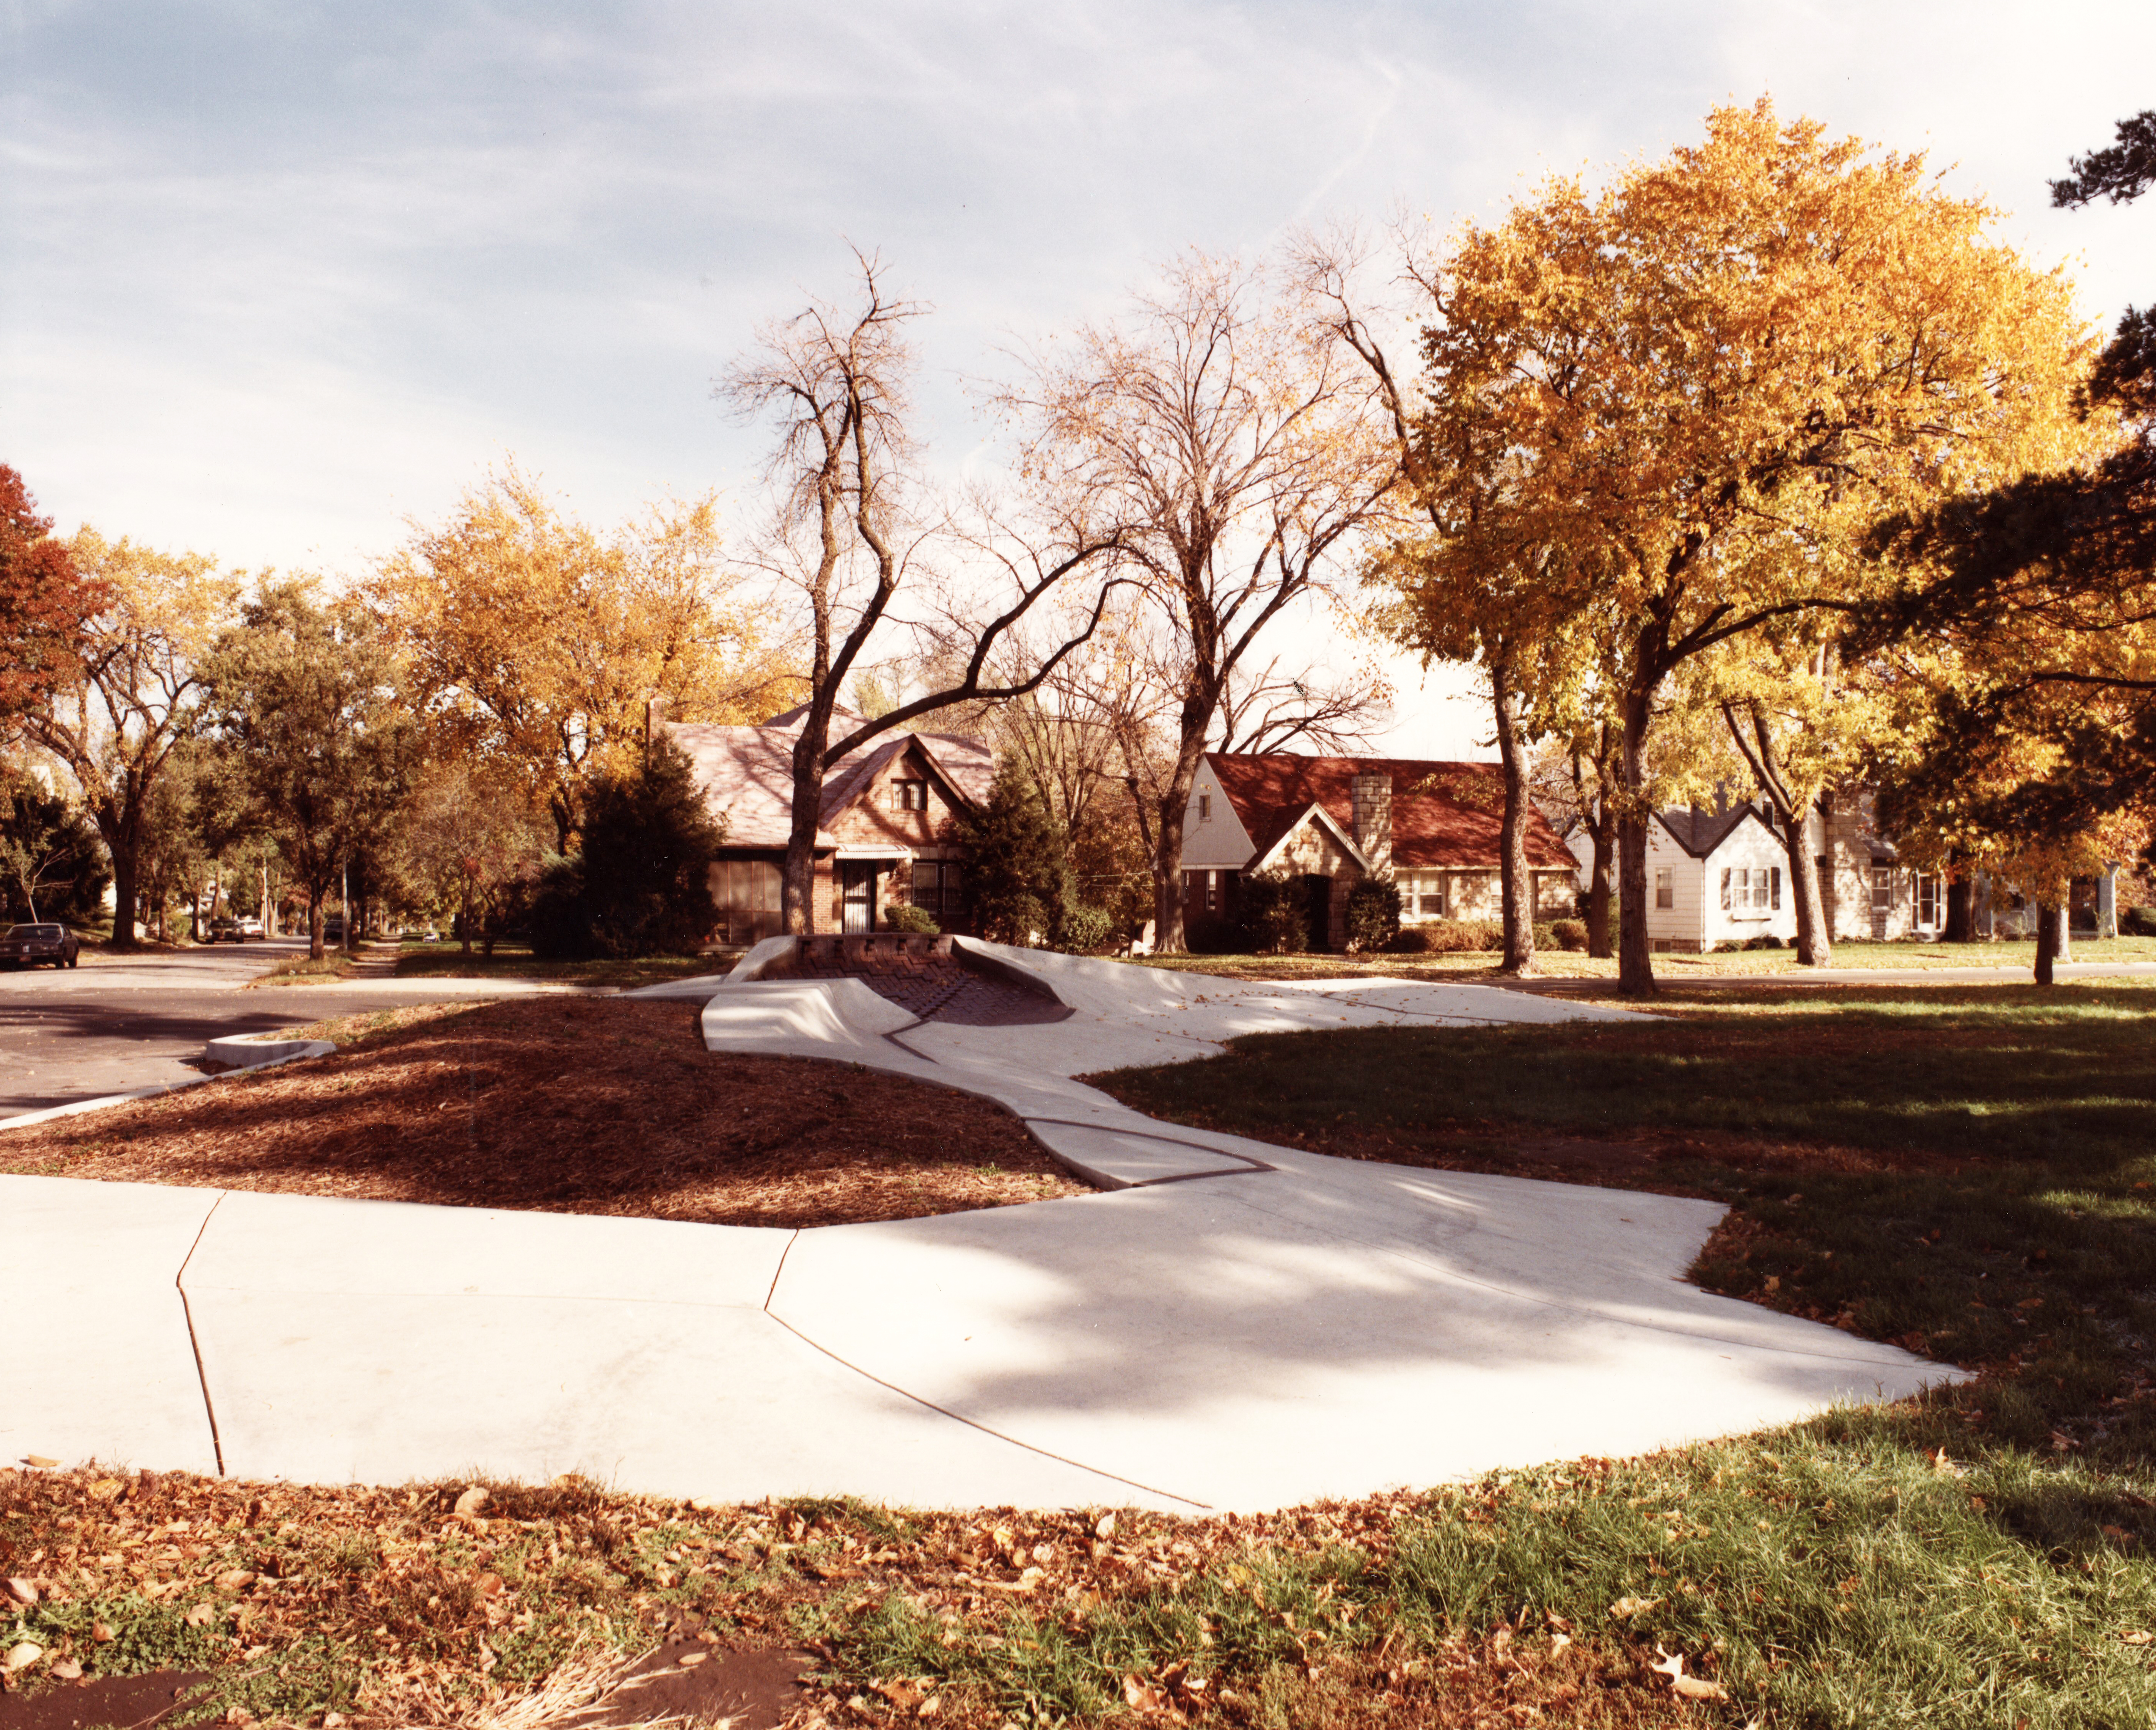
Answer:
[885,902,940,936]
[2124,905,2156,937]
[1745,933,1786,951]
[1345,879,1402,953]
[1054,904,1115,954]
[1532,920,1558,951]
[1386,918,1497,955]
[1550,918,1589,951]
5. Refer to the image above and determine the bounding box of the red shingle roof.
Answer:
[1206,752,1574,871]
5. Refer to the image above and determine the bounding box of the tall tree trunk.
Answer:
[1944,870,1975,943]
[1586,826,1615,958]
[2035,902,2062,986]
[1781,807,1830,967]
[782,702,836,938]
[1723,699,1830,966]
[1150,734,1208,956]
[1491,662,1536,975]
[1615,683,1657,997]
[309,894,325,962]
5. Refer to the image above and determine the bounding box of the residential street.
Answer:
[0,943,572,1116]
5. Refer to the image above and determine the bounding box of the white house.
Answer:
[1645,805,1800,952]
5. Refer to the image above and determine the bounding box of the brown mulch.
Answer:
[0,998,1087,1228]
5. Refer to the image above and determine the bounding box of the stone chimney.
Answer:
[1351,773,1393,876]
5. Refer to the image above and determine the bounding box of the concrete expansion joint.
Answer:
[175,1192,230,1477]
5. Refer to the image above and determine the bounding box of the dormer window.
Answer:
[894,779,928,812]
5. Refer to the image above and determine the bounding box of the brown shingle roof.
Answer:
[1207,752,1575,871]
[666,719,995,850]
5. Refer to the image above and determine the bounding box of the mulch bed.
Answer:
[0,998,1086,1228]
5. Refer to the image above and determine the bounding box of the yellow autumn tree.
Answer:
[1373,100,2099,994]
[372,464,802,849]
[23,530,244,946]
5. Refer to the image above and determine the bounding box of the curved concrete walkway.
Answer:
[3,944,1952,1512]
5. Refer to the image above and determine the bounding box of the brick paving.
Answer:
[763,935,1072,1027]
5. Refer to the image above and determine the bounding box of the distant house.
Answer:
[661,703,994,943]
[1179,752,1578,949]
[1640,805,1799,952]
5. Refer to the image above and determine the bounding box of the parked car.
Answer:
[0,923,80,968]
[208,915,243,943]
[237,915,264,939]
[322,914,346,942]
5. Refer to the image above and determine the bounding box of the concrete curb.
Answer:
[204,1034,338,1069]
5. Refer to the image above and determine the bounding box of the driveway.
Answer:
[0,942,576,1116]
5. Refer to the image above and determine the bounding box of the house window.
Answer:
[1872,867,1893,912]
[1656,868,1673,910]
[1917,873,1939,926]
[1419,874,1447,918]
[1198,792,1212,822]
[1771,867,1783,910]
[913,859,965,922]
[893,779,928,812]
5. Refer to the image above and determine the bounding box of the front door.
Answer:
[840,861,879,934]
[1302,873,1333,951]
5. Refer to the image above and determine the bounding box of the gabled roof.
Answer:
[1249,799,1375,875]
[1653,804,1778,860]
[666,717,995,850]
[1206,752,1576,871]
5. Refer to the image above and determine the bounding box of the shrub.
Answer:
[528,739,727,959]
[2124,905,2156,937]
[1745,933,1786,951]
[1185,914,1241,954]
[1054,904,1115,954]
[1345,879,1401,953]
[528,855,592,960]
[1532,920,1558,951]
[885,902,940,936]
[956,758,1071,947]
[1237,868,1309,954]
[1387,918,1491,955]
[1550,918,1589,951]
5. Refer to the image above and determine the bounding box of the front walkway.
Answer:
[2,943,1951,1512]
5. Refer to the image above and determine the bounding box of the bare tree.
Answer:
[1000,252,1400,953]
[721,252,1126,934]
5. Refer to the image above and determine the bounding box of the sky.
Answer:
[3,0,2151,758]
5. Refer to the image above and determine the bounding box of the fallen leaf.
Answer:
[677,1651,707,1668]
[2122,1631,2155,1646]
[474,1573,504,1597]
[216,1570,257,1591]
[1763,1276,1780,1293]
[23,1456,58,1469]
[50,1659,82,1681]
[1610,1596,1661,1620]
[4,1643,42,1673]
[185,1602,220,1627]
[1095,1513,1116,1540]
[2,1578,36,1609]
[91,1624,114,1644]
[453,1487,490,1519]
[1650,1646,1731,1701]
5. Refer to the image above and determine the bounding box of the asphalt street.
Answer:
[0,943,564,1116]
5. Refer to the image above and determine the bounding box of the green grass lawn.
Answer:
[388,939,731,990]
[1138,933,2156,986]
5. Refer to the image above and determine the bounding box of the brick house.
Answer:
[1178,751,1578,950]
[663,704,994,943]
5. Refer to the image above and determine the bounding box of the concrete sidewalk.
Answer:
[3,944,1954,1512]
